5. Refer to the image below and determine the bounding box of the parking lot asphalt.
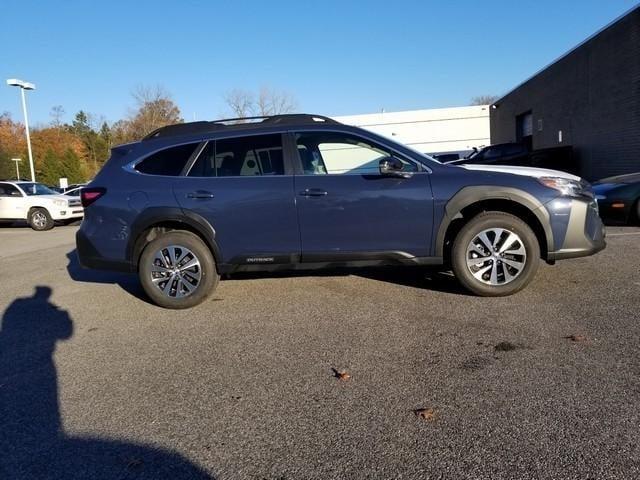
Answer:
[1,225,639,479]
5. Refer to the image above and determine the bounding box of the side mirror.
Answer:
[379,156,411,178]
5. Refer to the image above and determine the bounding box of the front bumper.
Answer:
[546,198,606,261]
[51,208,84,221]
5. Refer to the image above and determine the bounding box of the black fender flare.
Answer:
[434,186,554,258]
[127,207,222,266]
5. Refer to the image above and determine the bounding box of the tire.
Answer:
[28,208,54,231]
[138,231,219,309]
[451,211,540,297]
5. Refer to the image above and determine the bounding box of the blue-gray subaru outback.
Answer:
[77,114,605,308]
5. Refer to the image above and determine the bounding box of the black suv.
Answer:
[77,114,605,308]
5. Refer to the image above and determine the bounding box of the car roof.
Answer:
[142,114,340,142]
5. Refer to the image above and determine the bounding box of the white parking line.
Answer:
[608,232,640,237]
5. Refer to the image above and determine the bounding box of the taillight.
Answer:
[81,187,106,208]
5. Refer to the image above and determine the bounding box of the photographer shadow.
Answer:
[0,286,214,479]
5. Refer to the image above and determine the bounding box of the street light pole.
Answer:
[20,88,35,182]
[6,79,37,182]
[11,158,22,179]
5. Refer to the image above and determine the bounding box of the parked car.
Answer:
[62,185,85,197]
[449,143,580,176]
[431,150,474,163]
[0,181,84,230]
[77,114,605,309]
[593,172,640,224]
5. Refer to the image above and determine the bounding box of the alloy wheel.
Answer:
[32,212,47,229]
[465,228,527,286]
[150,245,202,298]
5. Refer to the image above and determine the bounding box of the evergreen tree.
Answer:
[60,148,85,184]
[39,148,63,186]
[0,151,16,179]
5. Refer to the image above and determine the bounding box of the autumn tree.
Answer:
[0,114,26,179]
[30,126,89,184]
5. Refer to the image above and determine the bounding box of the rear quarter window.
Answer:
[136,143,200,176]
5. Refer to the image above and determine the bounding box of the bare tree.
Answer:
[256,87,298,116]
[224,89,255,118]
[50,105,65,127]
[224,86,298,118]
[471,95,500,106]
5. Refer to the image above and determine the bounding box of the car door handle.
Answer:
[186,191,215,199]
[299,188,328,197]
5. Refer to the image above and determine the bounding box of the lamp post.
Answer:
[11,158,22,179]
[6,79,36,182]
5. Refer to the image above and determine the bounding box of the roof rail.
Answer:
[142,113,339,141]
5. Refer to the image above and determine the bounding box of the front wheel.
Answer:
[28,208,54,231]
[451,211,540,297]
[139,231,219,309]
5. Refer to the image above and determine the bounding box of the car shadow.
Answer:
[229,267,470,296]
[67,247,468,300]
[65,250,152,305]
[357,267,471,295]
[0,221,81,229]
[0,286,215,479]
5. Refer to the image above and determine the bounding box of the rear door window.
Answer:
[136,142,201,176]
[188,134,284,177]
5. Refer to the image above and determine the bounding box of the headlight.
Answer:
[538,177,594,199]
[53,199,67,207]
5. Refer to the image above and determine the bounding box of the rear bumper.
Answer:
[76,229,133,272]
[547,198,606,261]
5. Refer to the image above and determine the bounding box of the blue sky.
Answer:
[1,0,637,126]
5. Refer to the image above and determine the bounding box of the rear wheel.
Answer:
[139,231,219,309]
[28,208,54,231]
[451,211,540,296]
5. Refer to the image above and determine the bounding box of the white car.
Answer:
[459,164,582,181]
[0,180,84,230]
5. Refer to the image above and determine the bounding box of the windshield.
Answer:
[20,183,58,196]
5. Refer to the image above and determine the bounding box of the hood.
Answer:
[592,183,626,194]
[594,172,640,185]
[27,194,81,204]
[460,164,581,181]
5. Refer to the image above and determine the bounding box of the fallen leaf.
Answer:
[331,368,351,381]
[494,341,518,352]
[564,334,588,342]
[414,408,436,421]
